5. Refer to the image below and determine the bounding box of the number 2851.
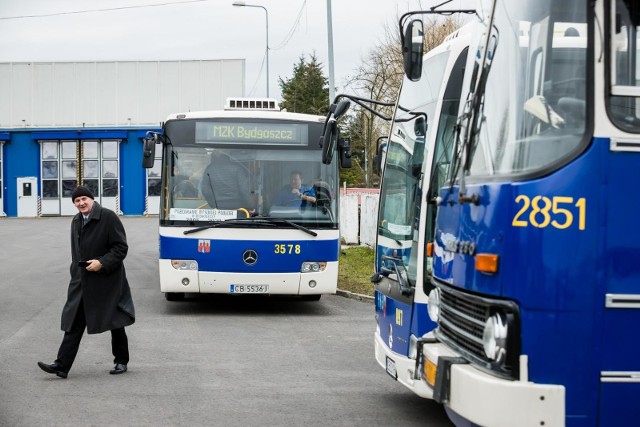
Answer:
[512,196,586,230]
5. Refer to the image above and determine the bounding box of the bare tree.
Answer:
[344,16,462,187]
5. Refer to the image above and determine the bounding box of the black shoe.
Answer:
[109,363,127,375]
[37,361,68,378]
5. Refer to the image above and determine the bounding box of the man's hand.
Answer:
[86,259,103,272]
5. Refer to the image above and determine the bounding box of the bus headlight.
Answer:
[482,312,508,362]
[171,260,198,271]
[427,288,441,322]
[301,262,327,273]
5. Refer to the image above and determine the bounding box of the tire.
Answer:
[300,294,321,301]
[164,292,185,301]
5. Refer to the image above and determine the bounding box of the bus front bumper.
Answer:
[421,332,565,427]
[159,259,338,296]
[374,329,434,399]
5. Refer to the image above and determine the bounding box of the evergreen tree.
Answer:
[279,53,330,115]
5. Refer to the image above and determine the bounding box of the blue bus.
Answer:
[142,98,351,301]
[401,0,639,425]
[372,20,478,399]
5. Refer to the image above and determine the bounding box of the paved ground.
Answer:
[0,216,452,427]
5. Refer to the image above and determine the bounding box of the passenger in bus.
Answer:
[172,165,199,198]
[201,149,253,210]
[37,186,135,378]
[273,170,317,207]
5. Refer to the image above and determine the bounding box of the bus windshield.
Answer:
[160,118,338,228]
[466,0,589,177]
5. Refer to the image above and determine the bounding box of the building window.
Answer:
[61,141,76,159]
[83,140,98,158]
[60,140,78,197]
[42,142,60,198]
[102,140,118,158]
[81,140,99,196]
[40,139,121,210]
[101,140,119,197]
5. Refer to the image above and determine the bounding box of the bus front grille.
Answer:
[433,282,520,380]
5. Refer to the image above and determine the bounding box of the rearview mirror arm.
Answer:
[332,93,395,122]
[398,9,478,47]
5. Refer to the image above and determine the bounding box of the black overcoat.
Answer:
[60,202,135,334]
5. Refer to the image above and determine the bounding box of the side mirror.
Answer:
[321,120,339,165]
[333,99,351,120]
[142,136,157,169]
[321,98,352,165]
[403,19,424,81]
[338,137,352,168]
[414,116,426,137]
[373,137,388,175]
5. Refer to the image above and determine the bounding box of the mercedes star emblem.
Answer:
[242,249,258,265]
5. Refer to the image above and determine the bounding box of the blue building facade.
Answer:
[1,127,160,217]
[0,59,245,217]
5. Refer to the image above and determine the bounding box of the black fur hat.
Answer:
[71,186,94,202]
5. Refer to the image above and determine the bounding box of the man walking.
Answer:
[38,186,135,378]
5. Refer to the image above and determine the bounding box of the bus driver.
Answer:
[273,170,317,207]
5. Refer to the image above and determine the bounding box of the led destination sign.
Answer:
[196,122,307,145]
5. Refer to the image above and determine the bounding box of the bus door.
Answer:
[599,0,640,422]
[423,46,469,297]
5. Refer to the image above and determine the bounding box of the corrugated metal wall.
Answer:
[0,60,245,128]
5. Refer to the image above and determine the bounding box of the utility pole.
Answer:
[326,0,336,104]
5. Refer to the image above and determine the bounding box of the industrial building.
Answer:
[0,59,244,217]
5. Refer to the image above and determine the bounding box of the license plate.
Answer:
[385,356,397,379]
[424,358,437,386]
[230,284,269,294]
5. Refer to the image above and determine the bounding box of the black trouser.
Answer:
[55,300,129,372]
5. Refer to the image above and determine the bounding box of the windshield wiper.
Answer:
[183,218,276,235]
[183,217,317,237]
[377,225,403,246]
[261,217,317,236]
[457,2,498,205]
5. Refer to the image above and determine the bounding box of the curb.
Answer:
[336,289,374,303]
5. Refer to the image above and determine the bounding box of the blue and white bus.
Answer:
[400,0,640,425]
[372,20,478,399]
[143,98,350,301]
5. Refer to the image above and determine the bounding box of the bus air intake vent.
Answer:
[225,97,279,111]
[433,282,520,380]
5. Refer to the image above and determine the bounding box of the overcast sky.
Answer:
[0,0,472,101]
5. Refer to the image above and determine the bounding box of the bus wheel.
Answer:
[165,292,185,301]
[301,294,321,301]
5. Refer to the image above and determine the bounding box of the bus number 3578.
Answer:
[274,244,301,254]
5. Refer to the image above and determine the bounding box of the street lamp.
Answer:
[326,0,335,104]
[232,1,270,98]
